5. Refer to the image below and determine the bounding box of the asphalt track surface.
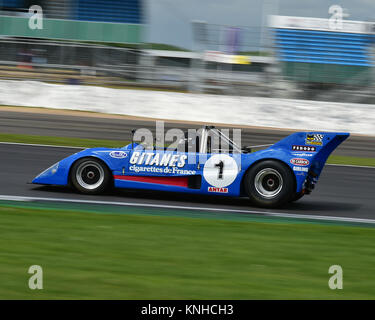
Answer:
[1,143,374,221]
[0,108,374,158]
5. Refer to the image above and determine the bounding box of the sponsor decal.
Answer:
[292,152,313,157]
[293,166,309,172]
[305,134,323,146]
[292,145,316,152]
[129,164,196,175]
[128,152,194,175]
[208,186,228,193]
[130,152,187,168]
[109,151,128,159]
[290,158,309,166]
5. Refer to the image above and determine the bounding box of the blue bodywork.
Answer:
[32,131,349,197]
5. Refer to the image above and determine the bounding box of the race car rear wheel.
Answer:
[70,158,111,194]
[244,160,294,208]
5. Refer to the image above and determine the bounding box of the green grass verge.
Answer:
[1,132,374,167]
[0,132,128,148]
[0,205,374,299]
[327,155,375,167]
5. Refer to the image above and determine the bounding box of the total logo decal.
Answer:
[290,158,309,166]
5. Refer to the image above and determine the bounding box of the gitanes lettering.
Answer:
[130,152,187,168]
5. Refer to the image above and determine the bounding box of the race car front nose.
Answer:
[32,162,60,184]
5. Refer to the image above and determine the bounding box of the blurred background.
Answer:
[0,1,375,301]
[0,0,374,103]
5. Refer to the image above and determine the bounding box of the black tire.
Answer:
[290,191,304,202]
[243,160,294,208]
[70,157,111,194]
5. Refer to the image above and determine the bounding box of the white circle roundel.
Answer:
[203,154,239,188]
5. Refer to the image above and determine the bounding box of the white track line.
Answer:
[0,141,84,149]
[0,194,374,225]
[326,163,375,169]
[0,141,373,169]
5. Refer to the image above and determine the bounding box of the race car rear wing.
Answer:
[273,131,350,178]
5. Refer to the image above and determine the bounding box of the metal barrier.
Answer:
[0,37,374,103]
[0,38,273,93]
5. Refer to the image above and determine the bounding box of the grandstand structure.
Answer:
[0,0,143,43]
[73,0,141,23]
[0,3,374,102]
[1,0,142,23]
[0,0,144,87]
[270,15,375,102]
[0,1,276,95]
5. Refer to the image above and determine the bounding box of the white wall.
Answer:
[0,80,374,136]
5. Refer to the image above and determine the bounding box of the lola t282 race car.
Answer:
[32,126,349,208]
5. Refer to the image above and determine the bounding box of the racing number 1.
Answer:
[215,160,224,179]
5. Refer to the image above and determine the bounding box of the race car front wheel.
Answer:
[244,160,294,208]
[70,158,111,194]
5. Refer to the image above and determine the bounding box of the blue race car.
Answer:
[32,126,349,208]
